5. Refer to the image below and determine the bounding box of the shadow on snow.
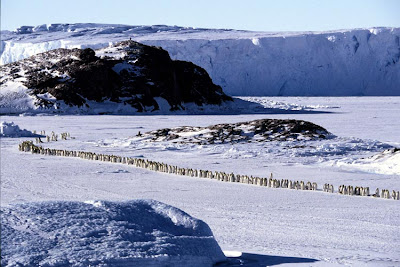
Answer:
[217,252,319,266]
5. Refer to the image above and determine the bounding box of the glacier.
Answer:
[1,23,399,96]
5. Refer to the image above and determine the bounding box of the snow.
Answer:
[238,96,340,111]
[0,81,36,114]
[1,200,226,266]
[1,76,323,114]
[334,148,400,175]
[1,23,399,96]
[0,121,41,137]
[1,97,400,266]
[251,38,261,46]
[0,65,248,114]
[111,62,136,74]
[327,35,336,42]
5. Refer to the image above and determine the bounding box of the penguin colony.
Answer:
[33,130,72,143]
[18,140,400,200]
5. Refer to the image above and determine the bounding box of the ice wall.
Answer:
[144,29,400,96]
[1,24,399,96]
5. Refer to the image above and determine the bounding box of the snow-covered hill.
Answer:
[1,200,226,266]
[1,24,399,96]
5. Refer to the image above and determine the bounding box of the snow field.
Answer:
[2,141,399,266]
[17,140,400,201]
[1,97,400,266]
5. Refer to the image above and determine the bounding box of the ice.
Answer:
[251,38,261,46]
[1,200,226,266]
[238,96,340,110]
[327,36,336,42]
[0,121,41,137]
[1,24,399,96]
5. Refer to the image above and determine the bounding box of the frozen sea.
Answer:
[1,97,400,266]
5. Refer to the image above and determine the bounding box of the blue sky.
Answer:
[1,0,399,31]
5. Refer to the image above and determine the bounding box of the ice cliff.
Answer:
[1,24,399,96]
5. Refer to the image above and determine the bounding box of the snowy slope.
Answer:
[1,200,226,266]
[1,24,399,96]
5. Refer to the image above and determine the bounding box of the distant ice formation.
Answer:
[1,24,399,96]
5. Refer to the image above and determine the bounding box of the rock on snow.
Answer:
[142,118,334,144]
[1,200,226,266]
[0,40,232,114]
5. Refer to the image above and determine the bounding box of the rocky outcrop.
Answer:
[0,40,232,112]
[142,118,333,144]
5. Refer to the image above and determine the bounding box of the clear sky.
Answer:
[1,0,399,32]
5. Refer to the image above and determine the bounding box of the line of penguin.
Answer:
[19,140,400,200]
[34,130,73,143]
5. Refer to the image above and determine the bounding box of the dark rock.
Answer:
[78,48,96,62]
[143,118,334,144]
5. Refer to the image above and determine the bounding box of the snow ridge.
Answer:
[1,24,399,96]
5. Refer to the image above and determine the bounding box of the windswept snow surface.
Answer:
[1,200,225,266]
[335,148,400,175]
[1,24,399,96]
[1,97,400,266]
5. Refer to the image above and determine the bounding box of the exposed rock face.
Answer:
[142,119,333,144]
[0,40,232,112]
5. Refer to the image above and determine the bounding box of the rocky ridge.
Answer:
[142,119,333,144]
[0,40,232,113]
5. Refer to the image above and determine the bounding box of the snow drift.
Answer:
[0,121,42,138]
[0,199,226,266]
[335,148,400,175]
[1,24,399,96]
